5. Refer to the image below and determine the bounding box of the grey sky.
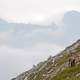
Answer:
[0,0,80,80]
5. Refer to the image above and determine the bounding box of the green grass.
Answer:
[75,47,80,53]
[51,64,80,80]
[55,53,69,66]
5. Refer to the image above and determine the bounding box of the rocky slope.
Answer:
[11,39,80,80]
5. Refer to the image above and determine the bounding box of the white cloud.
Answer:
[0,42,64,80]
[0,0,80,24]
[0,24,64,80]
[8,24,64,49]
[0,32,9,45]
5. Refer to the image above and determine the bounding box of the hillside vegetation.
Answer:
[12,40,80,80]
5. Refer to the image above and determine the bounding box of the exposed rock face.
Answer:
[11,39,80,80]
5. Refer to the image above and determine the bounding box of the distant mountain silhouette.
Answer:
[64,10,80,31]
[61,10,80,45]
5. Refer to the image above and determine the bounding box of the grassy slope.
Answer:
[27,47,80,80]
[52,64,80,80]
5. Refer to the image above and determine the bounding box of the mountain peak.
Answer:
[64,10,80,16]
[64,10,80,33]
[64,10,80,21]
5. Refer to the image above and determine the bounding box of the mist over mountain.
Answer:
[0,10,80,47]
[10,10,80,80]
[0,10,80,80]
[12,39,80,80]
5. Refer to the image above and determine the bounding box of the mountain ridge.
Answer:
[9,10,80,80]
[11,39,80,80]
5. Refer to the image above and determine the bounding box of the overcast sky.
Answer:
[0,0,80,80]
[0,0,80,24]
